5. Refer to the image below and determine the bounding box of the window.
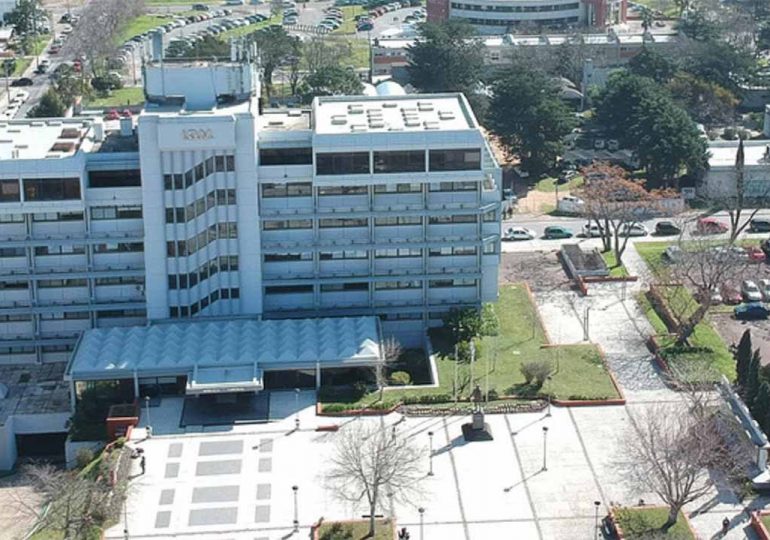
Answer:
[375,280,421,290]
[483,242,497,254]
[373,150,425,173]
[320,250,367,260]
[428,149,481,171]
[0,213,23,223]
[93,242,143,253]
[319,218,367,228]
[262,219,312,231]
[375,216,421,226]
[33,212,83,222]
[316,152,370,175]
[429,278,477,287]
[0,179,20,202]
[265,285,313,294]
[34,245,85,255]
[0,280,27,289]
[482,209,497,222]
[97,309,146,319]
[88,169,141,188]
[321,282,368,292]
[374,183,422,193]
[429,246,477,256]
[0,247,24,257]
[165,208,185,223]
[317,185,368,196]
[91,206,142,220]
[259,147,313,165]
[429,214,477,224]
[38,278,87,288]
[428,181,477,192]
[374,248,421,258]
[95,276,144,286]
[23,178,81,201]
[261,183,312,198]
[265,252,313,262]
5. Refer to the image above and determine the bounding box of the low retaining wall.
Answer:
[752,511,770,540]
[310,518,397,540]
[608,505,697,540]
[64,438,104,470]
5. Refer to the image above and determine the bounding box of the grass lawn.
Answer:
[116,14,179,44]
[219,16,278,39]
[86,87,145,108]
[318,520,393,540]
[601,250,629,278]
[321,285,619,410]
[637,292,734,383]
[534,175,584,193]
[614,507,694,539]
[762,514,770,532]
[11,56,31,76]
[334,6,366,34]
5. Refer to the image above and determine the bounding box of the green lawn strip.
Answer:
[318,520,393,540]
[534,175,584,192]
[637,292,735,382]
[761,514,770,532]
[116,14,185,44]
[11,56,31,76]
[613,507,694,540]
[333,6,366,34]
[31,526,103,540]
[218,16,277,39]
[320,285,619,410]
[635,241,670,278]
[600,250,629,278]
[85,87,145,108]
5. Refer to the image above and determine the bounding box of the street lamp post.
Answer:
[546,376,552,417]
[292,485,299,533]
[418,507,425,540]
[541,426,548,471]
[427,431,434,476]
[144,395,152,437]
[594,501,601,539]
[294,388,300,430]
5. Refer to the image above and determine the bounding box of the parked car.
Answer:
[105,109,120,120]
[750,218,770,233]
[743,280,763,302]
[11,77,33,86]
[544,226,573,239]
[696,217,728,235]
[557,195,584,215]
[696,286,723,305]
[747,246,766,262]
[503,227,536,241]
[193,3,209,10]
[655,221,681,236]
[620,223,648,237]
[722,285,743,305]
[664,245,683,263]
[760,279,770,301]
[582,222,604,238]
[735,302,770,320]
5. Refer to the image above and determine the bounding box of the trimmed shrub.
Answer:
[520,360,553,387]
[389,371,412,386]
[75,448,95,469]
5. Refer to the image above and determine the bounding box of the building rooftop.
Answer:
[313,94,475,135]
[708,140,770,168]
[0,363,69,426]
[67,316,382,383]
[258,109,312,132]
[0,119,93,160]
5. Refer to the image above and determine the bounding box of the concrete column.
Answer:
[69,379,77,413]
[133,371,140,401]
[315,362,321,389]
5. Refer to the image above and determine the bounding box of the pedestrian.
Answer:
[722,517,730,536]
[140,455,146,475]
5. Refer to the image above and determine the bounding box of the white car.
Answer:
[503,227,536,241]
[582,222,604,238]
[742,280,763,302]
[620,223,648,237]
[557,195,585,215]
[760,279,770,301]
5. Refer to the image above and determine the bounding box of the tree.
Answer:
[28,89,65,118]
[625,403,743,531]
[5,0,45,36]
[487,61,576,176]
[443,307,484,342]
[677,10,724,42]
[406,20,484,97]
[746,350,762,408]
[576,163,669,265]
[301,66,363,102]
[250,26,299,97]
[628,48,678,83]
[667,72,737,128]
[302,37,348,74]
[376,337,402,401]
[753,381,770,433]
[166,35,229,59]
[681,39,755,92]
[735,329,753,390]
[325,421,425,538]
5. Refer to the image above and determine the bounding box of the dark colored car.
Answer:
[544,226,573,239]
[11,77,33,86]
[655,221,681,236]
[193,3,209,10]
[750,219,770,233]
[735,302,770,320]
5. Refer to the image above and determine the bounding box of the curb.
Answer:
[609,505,698,540]
[752,510,770,540]
[310,518,397,539]
[551,344,626,407]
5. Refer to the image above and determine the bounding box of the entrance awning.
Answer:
[186,364,264,395]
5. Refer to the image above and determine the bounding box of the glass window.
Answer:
[321,282,368,292]
[265,285,313,294]
[23,178,81,201]
[375,216,421,226]
[317,185,368,196]
[264,252,313,262]
[88,170,141,188]
[374,248,421,258]
[428,149,481,171]
[319,218,367,228]
[262,219,312,230]
[319,250,368,260]
[429,214,477,224]
[259,148,313,166]
[0,179,20,202]
[373,150,425,173]
[429,181,477,192]
[262,183,312,198]
[374,183,422,193]
[316,152,370,175]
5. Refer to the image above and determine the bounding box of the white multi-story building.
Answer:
[0,57,502,368]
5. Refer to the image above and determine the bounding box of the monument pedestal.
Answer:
[461,410,493,441]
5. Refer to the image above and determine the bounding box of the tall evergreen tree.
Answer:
[746,350,762,408]
[735,329,753,390]
[753,382,770,434]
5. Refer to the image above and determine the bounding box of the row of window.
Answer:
[10,276,144,287]
[88,170,141,189]
[262,245,489,262]
[264,279,478,295]
[260,181,479,198]
[23,178,81,202]
[315,149,481,175]
[32,211,84,222]
[91,206,143,220]
[165,189,237,224]
[167,255,239,290]
[163,155,236,190]
[166,222,238,257]
[0,243,144,257]
[169,288,240,317]
[462,15,579,24]
[94,242,143,253]
[262,214,486,230]
[451,1,579,12]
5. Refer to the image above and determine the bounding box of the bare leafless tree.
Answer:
[624,402,744,532]
[325,421,425,538]
[376,337,403,401]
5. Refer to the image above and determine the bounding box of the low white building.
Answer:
[699,140,770,200]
